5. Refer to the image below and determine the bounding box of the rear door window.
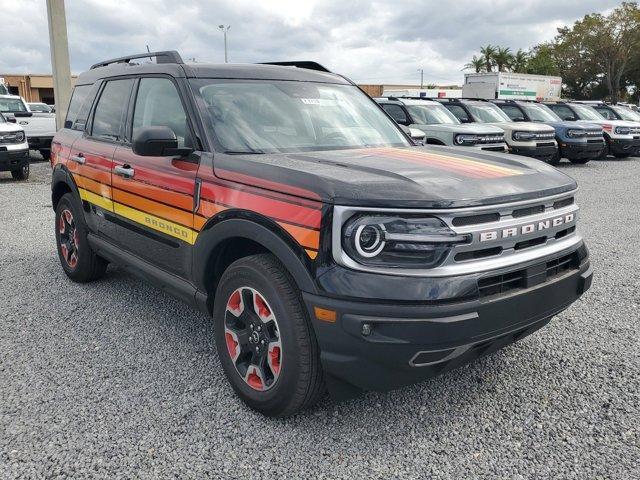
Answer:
[445,104,470,122]
[91,79,134,141]
[65,84,92,130]
[549,105,576,121]
[501,105,526,121]
[593,107,615,120]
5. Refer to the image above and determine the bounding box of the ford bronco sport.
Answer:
[492,100,604,165]
[374,97,507,152]
[543,101,640,159]
[50,51,593,417]
[436,98,559,163]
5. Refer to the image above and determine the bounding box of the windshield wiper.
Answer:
[224,150,265,155]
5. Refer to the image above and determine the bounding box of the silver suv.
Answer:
[376,98,507,152]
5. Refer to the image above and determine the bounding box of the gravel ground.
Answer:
[0,155,638,479]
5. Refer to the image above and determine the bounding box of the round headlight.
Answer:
[454,134,478,145]
[566,129,586,138]
[16,131,25,142]
[512,131,535,141]
[355,224,386,258]
[615,126,631,135]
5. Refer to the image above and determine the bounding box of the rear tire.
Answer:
[569,157,591,164]
[11,163,29,180]
[213,254,324,417]
[597,140,610,160]
[548,150,561,166]
[55,193,108,282]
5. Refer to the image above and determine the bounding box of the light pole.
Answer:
[418,68,424,90]
[218,25,230,63]
[46,0,72,130]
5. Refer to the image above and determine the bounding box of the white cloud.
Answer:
[0,0,624,85]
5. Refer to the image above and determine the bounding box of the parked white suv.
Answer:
[437,98,558,163]
[0,94,57,159]
[376,98,507,152]
[0,112,30,180]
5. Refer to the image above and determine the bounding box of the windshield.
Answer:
[611,105,640,122]
[0,97,27,113]
[29,103,51,113]
[406,103,459,125]
[467,103,511,123]
[522,104,561,122]
[571,104,604,121]
[191,80,410,153]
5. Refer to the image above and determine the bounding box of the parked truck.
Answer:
[463,72,562,102]
[0,93,57,159]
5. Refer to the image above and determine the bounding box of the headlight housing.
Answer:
[512,131,535,141]
[454,134,478,146]
[342,214,470,269]
[615,126,631,135]
[566,129,586,138]
[15,131,25,142]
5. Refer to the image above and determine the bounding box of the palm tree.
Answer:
[493,46,513,72]
[511,49,529,73]
[480,45,497,72]
[463,55,485,73]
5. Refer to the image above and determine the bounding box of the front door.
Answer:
[110,76,199,278]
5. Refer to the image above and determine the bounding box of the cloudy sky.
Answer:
[0,0,623,85]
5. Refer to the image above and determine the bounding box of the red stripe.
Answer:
[215,168,323,202]
[201,182,321,228]
[380,150,497,179]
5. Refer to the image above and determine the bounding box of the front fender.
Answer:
[192,215,319,295]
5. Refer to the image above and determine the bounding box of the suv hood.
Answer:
[414,123,504,135]
[485,121,555,133]
[0,122,24,133]
[214,146,576,209]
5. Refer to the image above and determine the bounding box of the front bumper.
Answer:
[475,143,508,152]
[559,140,605,160]
[0,148,29,171]
[509,143,558,162]
[27,136,53,150]
[609,137,640,155]
[305,243,591,395]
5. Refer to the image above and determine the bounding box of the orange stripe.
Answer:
[73,174,111,199]
[72,164,111,184]
[112,175,193,211]
[394,149,518,176]
[112,189,193,228]
[198,199,228,218]
[277,221,320,250]
[194,215,208,231]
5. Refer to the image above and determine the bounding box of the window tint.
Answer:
[381,104,408,124]
[133,78,190,148]
[445,104,470,122]
[501,105,525,121]
[549,105,576,121]
[65,85,92,129]
[91,79,134,141]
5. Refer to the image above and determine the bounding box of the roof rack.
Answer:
[90,51,184,70]
[260,61,332,73]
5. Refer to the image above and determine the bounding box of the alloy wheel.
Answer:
[58,209,79,268]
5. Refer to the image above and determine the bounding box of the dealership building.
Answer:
[0,74,77,104]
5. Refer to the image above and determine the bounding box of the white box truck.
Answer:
[463,72,562,101]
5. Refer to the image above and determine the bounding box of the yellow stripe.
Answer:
[78,188,319,259]
[79,187,114,211]
[113,202,198,245]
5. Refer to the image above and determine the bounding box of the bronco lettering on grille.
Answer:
[479,213,575,242]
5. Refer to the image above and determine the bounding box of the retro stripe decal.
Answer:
[71,168,321,257]
[366,148,524,178]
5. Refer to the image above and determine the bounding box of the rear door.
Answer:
[67,78,134,236]
[110,76,199,278]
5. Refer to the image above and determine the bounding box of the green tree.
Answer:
[511,49,529,73]
[463,55,485,73]
[480,45,496,72]
[493,46,513,72]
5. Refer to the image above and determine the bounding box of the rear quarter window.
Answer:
[65,84,93,130]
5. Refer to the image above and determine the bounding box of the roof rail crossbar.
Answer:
[260,61,332,73]
[90,51,183,70]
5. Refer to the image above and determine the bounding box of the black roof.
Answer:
[77,52,350,86]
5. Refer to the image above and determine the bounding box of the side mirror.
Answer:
[7,117,17,123]
[132,126,192,157]
[514,117,526,122]
[460,118,472,123]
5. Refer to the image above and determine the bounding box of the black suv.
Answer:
[50,51,592,416]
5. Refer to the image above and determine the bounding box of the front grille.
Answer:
[452,212,500,227]
[630,127,640,135]
[553,197,574,210]
[586,130,603,137]
[478,252,579,298]
[476,135,504,144]
[534,132,555,141]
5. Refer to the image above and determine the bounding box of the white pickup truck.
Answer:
[0,94,57,159]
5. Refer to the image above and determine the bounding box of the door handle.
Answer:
[114,165,135,178]
[70,153,85,164]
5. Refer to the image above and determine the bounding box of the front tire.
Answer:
[213,254,324,417]
[548,150,561,166]
[569,157,591,164]
[11,163,29,180]
[55,193,108,282]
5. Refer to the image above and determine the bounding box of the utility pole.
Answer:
[418,68,424,89]
[46,0,73,130]
[218,25,230,63]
